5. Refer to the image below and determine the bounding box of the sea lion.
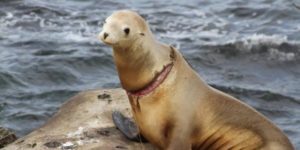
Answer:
[98,10,294,150]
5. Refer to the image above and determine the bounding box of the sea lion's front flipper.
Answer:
[112,111,147,142]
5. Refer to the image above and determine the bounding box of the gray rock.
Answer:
[0,127,17,148]
[3,89,156,150]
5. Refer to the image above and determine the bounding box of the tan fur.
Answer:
[99,10,294,150]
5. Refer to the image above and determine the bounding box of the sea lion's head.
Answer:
[99,10,148,49]
[98,10,174,93]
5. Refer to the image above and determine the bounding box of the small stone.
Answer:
[32,143,37,148]
[97,129,110,137]
[26,143,37,148]
[97,93,111,99]
[44,141,61,148]
[83,130,97,139]
[116,145,127,149]
[16,139,25,144]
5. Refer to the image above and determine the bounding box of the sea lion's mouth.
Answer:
[127,62,174,97]
[102,40,115,45]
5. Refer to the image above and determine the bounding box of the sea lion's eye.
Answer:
[124,28,130,35]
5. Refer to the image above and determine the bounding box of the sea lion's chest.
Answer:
[128,93,173,149]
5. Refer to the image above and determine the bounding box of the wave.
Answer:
[210,84,300,110]
[32,49,77,56]
[0,71,27,89]
[207,34,300,62]
[3,89,78,101]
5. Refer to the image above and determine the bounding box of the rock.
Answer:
[44,141,61,148]
[3,89,156,150]
[0,127,17,148]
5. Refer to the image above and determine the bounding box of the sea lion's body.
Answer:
[99,10,294,150]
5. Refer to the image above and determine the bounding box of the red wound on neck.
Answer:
[127,63,173,97]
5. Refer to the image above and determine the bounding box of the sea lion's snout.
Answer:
[98,20,121,46]
[98,31,107,41]
[98,30,114,45]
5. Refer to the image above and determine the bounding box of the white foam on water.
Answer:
[214,18,228,28]
[61,31,98,44]
[0,10,100,45]
[191,9,206,18]
[5,12,14,19]
[225,34,288,53]
[214,33,299,62]
[243,34,288,45]
[268,48,296,61]
[39,18,45,28]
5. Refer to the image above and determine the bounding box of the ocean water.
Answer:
[0,0,299,148]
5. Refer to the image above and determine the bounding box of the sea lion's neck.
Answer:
[112,36,156,67]
[112,35,170,92]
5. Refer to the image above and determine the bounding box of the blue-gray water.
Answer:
[0,0,299,148]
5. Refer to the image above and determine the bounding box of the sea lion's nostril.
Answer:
[103,32,109,40]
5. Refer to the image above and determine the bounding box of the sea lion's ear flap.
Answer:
[139,33,145,36]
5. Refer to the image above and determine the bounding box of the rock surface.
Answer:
[0,127,17,148]
[4,89,156,150]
